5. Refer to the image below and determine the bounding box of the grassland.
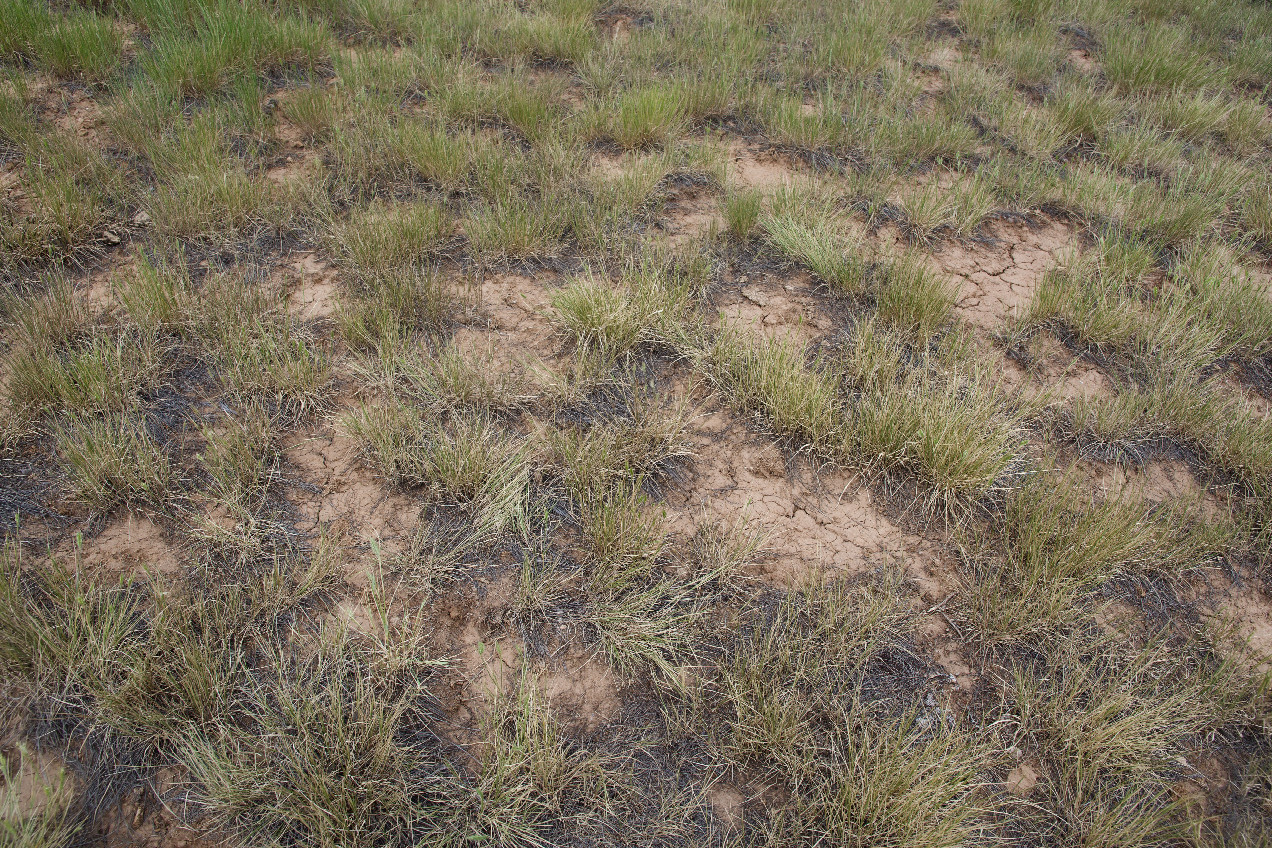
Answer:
[2,0,1272,845]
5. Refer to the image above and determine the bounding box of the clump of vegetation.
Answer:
[3,0,1272,843]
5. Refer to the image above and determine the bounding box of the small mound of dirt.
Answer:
[57,514,181,579]
[727,143,803,191]
[715,273,828,345]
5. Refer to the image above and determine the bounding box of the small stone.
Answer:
[742,285,769,307]
[102,230,121,244]
[1006,763,1039,797]
[132,210,151,226]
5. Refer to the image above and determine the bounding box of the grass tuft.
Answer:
[54,413,172,513]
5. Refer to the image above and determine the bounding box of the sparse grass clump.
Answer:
[1102,22,1227,93]
[762,206,866,295]
[544,396,695,503]
[961,464,1231,641]
[54,413,172,513]
[704,576,991,846]
[899,175,995,242]
[195,277,332,420]
[598,85,688,150]
[115,250,193,333]
[329,202,450,275]
[874,255,956,341]
[345,402,529,535]
[30,6,123,84]
[7,330,167,418]
[551,265,697,364]
[466,192,569,260]
[850,372,1023,508]
[139,0,330,97]
[1002,632,1256,844]
[338,267,453,354]
[723,186,763,240]
[199,411,278,520]
[699,327,844,450]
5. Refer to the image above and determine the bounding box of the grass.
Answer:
[338,266,453,354]
[195,276,332,420]
[598,85,688,151]
[551,264,697,364]
[959,464,1230,641]
[544,394,695,502]
[328,201,450,275]
[7,330,167,418]
[1002,632,1255,843]
[54,413,172,513]
[850,372,1023,509]
[762,205,866,295]
[140,0,330,97]
[705,575,991,846]
[5,0,1272,844]
[466,192,569,260]
[115,250,192,333]
[198,410,277,520]
[698,327,844,451]
[1102,22,1228,93]
[345,403,529,536]
[874,254,956,341]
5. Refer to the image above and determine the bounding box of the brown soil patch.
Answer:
[428,571,621,736]
[263,152,320,185]
[1013,332,1117,403]
[1067,48,1098,73]
[939,219,1078,328]
[98,766,214,848]
[1213,582,1272,672]
[478,272,554,337]
[1051,359,1116,401]
[472,271,564,372]
[707,783,746,828]
[535,654,621,733]
[81,251,139,315]
[3,747,74,819]
[48,88,103,144]
[284,428,419,544]
[657,187,721,247]
[727,143,802,191]
[446,327,538,400]
[0,162,21,195]
[1219,372,1272,419]
[1081,457,1206,504]
[55,514,181,579]
[285,252,340,321]
[665,409,937,587]
[1005,761,1041,797]
[715,273,827,345]
[591,150,628,180]
[916,604,979,694]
